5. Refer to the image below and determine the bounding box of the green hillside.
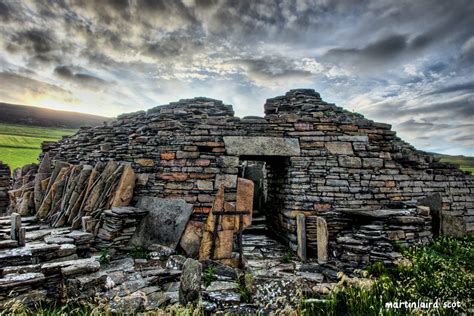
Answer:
[434,154,474,174]
[0,123,76,171]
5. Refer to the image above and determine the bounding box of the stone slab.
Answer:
[130,196,193,249]
[223,136,300,156]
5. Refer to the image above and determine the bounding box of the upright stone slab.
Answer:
[296,214,307,261]
[235,178,254,229]
[130,196,193,249]
[10,212,21,241]
[33,152,51,212]
[111,164,136,207]
[199,185,225,260]
[316,217,328,263]
[180,220,204,258]
[18,227,26,246]
[179,258,202,305]
[212,201,235,259]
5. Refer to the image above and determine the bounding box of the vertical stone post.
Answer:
[296,214,307,261]
[179,258,202,305]
[316,217,328,263]
[18,227,26,246]
[10,212,21,241]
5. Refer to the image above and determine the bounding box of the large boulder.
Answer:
[130,197,193,249]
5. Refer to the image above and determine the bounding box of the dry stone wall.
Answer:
[43,89,474,257]
[0,162,10,216]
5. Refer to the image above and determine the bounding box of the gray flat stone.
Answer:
[341,208,411,218]
[206,281,239,292]
[0,272,45,288]
[130,197,193,249]
[205,291,241,303]
[223,136,300,156]
[44,236,75,244]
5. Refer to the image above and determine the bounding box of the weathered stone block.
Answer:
[215,174,237,189]
[130,197,193,249]
[135,159,155,167]
[325,142,353,155]
[179,258,202,305]
[180,220,203,258]
[316,217,328,264]
[337,135,368,142]
[363,158,384,168]
[187,159,211,167]
[160,152,176,160]
[223,136,300,156]
[216,156,239,168]
[197,180,213,190]
[235,178,254,228]
[159,173,188,181]
[338,156,362,168]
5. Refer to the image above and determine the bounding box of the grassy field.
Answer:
[0,123,76,171]
[434,154,474,174]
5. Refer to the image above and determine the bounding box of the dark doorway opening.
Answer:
[238,156,290,256]
[418,193,442,237]
[238,156,290,259]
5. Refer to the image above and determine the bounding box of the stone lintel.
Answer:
[223,136,300,156]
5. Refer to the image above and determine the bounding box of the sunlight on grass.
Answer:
[0,123,76,171]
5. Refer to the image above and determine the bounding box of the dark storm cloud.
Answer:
[411,99,474,118]
[6,29,60,62]
[0,72,77,101]
[0,1,11,22]
[233,57,312,82]
[461,38,474,64]
[371,96,474,121]
[54,65,108,88]
[398,119,435,130]
[425,82,474,95]
[144,36,204,59]
[326,34,409,62]
[452,135,474,142]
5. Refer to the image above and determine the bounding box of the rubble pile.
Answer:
[92,206,148,252]
[336,203,432,268]
[0,219,96,305]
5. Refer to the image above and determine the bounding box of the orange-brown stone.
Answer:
[235,178,254,229]
[159,172,188,181]
[160,152,176,160]
[135,158,155,167]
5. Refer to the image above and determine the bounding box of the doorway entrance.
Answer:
[238,156,290,259]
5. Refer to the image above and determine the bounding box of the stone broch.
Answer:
[0,88,472,266]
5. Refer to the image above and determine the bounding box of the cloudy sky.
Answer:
[0,0,473,155]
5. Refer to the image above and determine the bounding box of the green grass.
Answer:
[434,154,474,174]
[1,300,205,315]
[0,123,76,139]
[0,123,76,171]
[300,236,474,315]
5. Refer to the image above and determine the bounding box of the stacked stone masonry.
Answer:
[43,89,473,257]
[0,162,10,215]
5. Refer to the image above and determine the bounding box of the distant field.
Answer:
[434,154,474,174]
[0,123,76,171]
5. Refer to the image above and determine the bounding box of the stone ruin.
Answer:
[0,162,9,215]
[0,89,473,312]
